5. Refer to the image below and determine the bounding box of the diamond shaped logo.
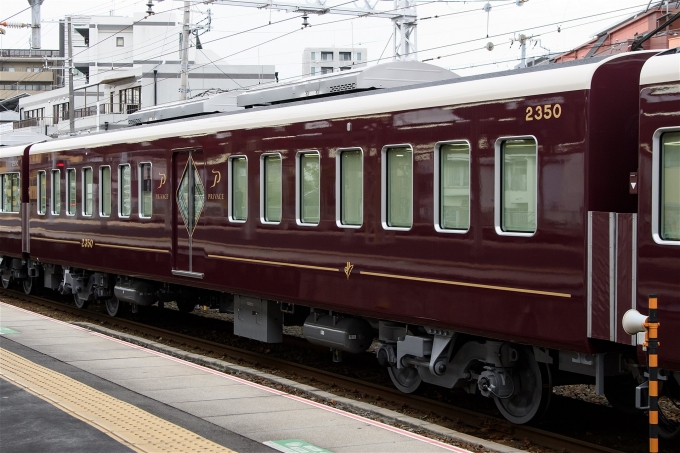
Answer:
[177,157,205,237]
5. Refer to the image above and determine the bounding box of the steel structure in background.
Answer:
[200,0,419,60]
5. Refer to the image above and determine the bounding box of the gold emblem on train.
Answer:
[344,262,354,279]
[158,173,166,189]
[210,169,221,188]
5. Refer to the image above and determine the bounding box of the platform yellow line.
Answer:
[0,347,236,453]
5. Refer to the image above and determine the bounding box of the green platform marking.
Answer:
[263,439,332,453]
[0,327,20,335]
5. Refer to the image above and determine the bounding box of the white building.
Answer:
[4,11,275,140]
[302,47,367,77]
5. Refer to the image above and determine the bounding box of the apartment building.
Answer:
[302,47,367,77]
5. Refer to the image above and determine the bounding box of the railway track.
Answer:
[0,289,624,453]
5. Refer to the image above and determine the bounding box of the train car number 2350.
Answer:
[526,104,562,121]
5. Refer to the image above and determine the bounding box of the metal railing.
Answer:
[0,49,61,58]
[13,117,54,129]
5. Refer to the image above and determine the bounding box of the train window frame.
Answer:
[434,140,471,234]
[99,166,111,218]
[652,127,680,246]
[51,169,61,215]
[118,164,131,218]
[381,144,414,231]
[0,173,20,214]
[296,150,321,227]
[228,155,248,223]
[66,168,76,217]
[81,167,93,217]
[335,148,364,229]
[494,136,538,237]
[37,170,46,215]
[138,162,153,219]
[260,153,282,225]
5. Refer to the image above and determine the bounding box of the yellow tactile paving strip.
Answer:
[0,347,236,453]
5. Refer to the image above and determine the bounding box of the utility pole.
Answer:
[67,16,75,134]
[179,1,190,101]
[28,0,43,49]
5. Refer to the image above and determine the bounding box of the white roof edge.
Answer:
[30,54,636,156]
[0,145,27,158]
[640,52,680,86]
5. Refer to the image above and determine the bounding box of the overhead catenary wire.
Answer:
[67,0,660,116]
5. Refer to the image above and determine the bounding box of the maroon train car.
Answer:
[0,145,28,289]
[2,51,677,429]
[636,48,680,437]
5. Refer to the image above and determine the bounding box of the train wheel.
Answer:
[73,293,90,309]
[494,347,552,424]
[105,297,121,317]
[659,376,680,439]
[388,365,422,394]
[176,300,196,313]
[22,277,39,296]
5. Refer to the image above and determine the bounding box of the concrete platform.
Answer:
[0,302,494,453]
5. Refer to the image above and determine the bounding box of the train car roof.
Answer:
[640,48,680,86]
[30,52,652,155]
[0,145,27,159]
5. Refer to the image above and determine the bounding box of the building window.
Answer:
[340,67,351,71]
[51,170,61,215]
[116,37,124,47]
[119,164,131,218]
[310,67,317,76]
[321,51,333,61]
[321,67,333,75]
[38,171,46,215]
[229,156,247,222]
[383,146,413,229]
[100,166,111,217]
[82,167,93,216]
[261,154,282,224]
[120,87,141,114]
[339,52,351,61]
[660,131,680,241]
[496,138,537,235]
[0,173,20,213]
[66,168,76,216]
[337,148,363,227]
[297,152,320,225]
[436,142,470,232]
[355,52,362,61]
[139,163,152,218]
[310,51,317,60]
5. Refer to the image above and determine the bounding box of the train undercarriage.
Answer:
[2,256,679,436]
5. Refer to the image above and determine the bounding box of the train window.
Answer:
[660,131,680,241]
[336,148,363,228]
[66,168,76,216]
[261,154,282,224]
[495,137,537,236]
[382,145,413,230]
[51,169,61,215]
[435,142,470,233]
[38,171,46,215]
[100,166,111,217]
[118,164,131,218]
[0,173,20,213]
[82,167,93,216]
[228,156,247,222]
[297,151,320,226]
[139,163,152,218]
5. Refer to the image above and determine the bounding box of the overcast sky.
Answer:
[0,0,669,82]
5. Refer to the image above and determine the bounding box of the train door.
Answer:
[171,149,206,279]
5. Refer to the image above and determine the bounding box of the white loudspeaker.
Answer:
[622,309,648,335]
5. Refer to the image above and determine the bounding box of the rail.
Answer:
[0,288,626,453]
